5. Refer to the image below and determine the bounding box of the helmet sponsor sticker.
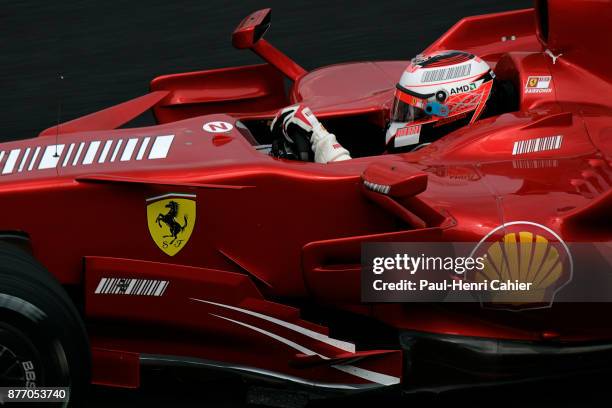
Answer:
[395,89,426,108]
[421,64,472,83]
[525,76,552,93]
[394,125,421,147]
[449,82,477,95]
[203,121,234,133]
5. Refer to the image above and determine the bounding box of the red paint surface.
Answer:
[2,1,611,391]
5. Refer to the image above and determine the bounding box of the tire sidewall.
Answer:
[0,242,90,406]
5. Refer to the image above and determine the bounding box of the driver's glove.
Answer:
[270,104,351,163]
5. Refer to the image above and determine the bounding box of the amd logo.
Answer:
[449,83,477,95]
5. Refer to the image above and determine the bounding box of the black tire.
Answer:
[0,242,90,406]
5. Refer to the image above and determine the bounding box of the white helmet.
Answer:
[386,50,495,149]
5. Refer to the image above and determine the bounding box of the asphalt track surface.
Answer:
[1,0,610,407]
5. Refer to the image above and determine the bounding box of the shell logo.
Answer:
[468,222,573,310]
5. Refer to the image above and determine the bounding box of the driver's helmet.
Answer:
[386,50,494,149]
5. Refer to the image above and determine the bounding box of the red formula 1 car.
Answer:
[0,0,610,404]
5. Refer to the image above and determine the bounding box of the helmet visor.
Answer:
[390,89,430,123]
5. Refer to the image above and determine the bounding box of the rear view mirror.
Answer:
[232,8,271,49]
[230,8,306,80]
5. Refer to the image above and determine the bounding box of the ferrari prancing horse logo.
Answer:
[146,193,196,256]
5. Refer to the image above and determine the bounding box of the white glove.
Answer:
[271,104,351,163]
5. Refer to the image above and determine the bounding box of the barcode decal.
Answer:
[512,159,558,169]
[94,278,169,296]
[421,64,471,83]
[512,135,563,156]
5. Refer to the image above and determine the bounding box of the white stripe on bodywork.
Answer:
[154,281,169,296]
[209,312,400,386]
[62,143,75,167]
[190,298,355,353]
[331,364,400,386]
[38,145,65,170]
[94,278,108,294]
[3,149,21,174]
[72,143,85,166]
[125,279,138,295]
[211,313,328,359]
[28,147,41,170]
[18,148,31,172]
[121,138,139,161]
[4,134,174,175]
[148,135,174,159]
[83,141,101,165]
[98,140,113,163]
[136,137,151,160]
[110,139,123,162]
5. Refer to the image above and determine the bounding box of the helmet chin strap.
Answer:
[424,101,449,117]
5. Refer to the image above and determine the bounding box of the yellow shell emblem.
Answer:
[146,194,196,256]
[474,231,563,303]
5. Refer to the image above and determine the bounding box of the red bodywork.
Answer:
[3,0,611,392]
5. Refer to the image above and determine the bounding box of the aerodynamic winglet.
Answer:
[39,91,169,137]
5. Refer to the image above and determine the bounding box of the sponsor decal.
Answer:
[421,63,472,83]
[0,135,174,176]
[544,49,563,65]
[467,221,573,310]
[394,125,421,148]
[512,135,563,155]
[362,234,608,306]
[395,125,421,138]
[203,121,234,133]
[525,75,552,93]
[395,89,426,109]
[95,277,169,296]
[22,361,36,387]
[512,159,558,169]
[146,193,196,256]
[449,82,477,95]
